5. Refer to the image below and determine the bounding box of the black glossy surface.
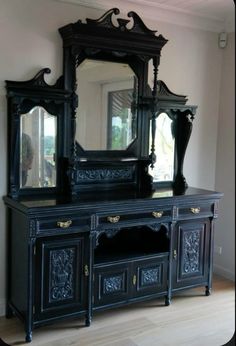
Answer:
[4,187,222,210]
[3,8,223,343]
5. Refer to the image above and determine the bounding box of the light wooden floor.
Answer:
[0,275,234,346]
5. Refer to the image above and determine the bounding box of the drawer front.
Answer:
[132,254,168,297]
[96,208,172,229]
[178,203,213,220]
[35,214,91,235]
[94,263,130,307]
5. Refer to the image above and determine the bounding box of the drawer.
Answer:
[95,208,172,229]
[35,214,91,235]
[178,203,213,220]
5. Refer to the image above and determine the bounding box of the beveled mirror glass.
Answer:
[20,106,57,188]
[149,112,175,182]
[76,59,138,150]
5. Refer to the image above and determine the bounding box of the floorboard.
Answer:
[0,275,234,346]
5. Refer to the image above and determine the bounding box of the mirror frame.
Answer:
[6,69,71,198]
[75,59,138,152]
[59,8,169,193]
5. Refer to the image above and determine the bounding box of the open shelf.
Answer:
[94,225,170,264]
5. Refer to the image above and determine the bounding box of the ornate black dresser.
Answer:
[3,8,222,342]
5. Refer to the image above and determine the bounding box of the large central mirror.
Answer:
[76,59,138,151]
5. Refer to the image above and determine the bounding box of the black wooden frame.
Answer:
[59,8,197,195]
[6,68,71,198]
[59,8,168,194]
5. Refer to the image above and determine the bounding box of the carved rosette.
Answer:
[49,248,75,302]
[141,267,160,286]
[183,230,200,274]
[103,275,123,294]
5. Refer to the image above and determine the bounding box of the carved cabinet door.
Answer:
[35,234,88,321]
[172,219,210,290]
[131,254,168,298]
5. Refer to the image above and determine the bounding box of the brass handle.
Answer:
[133,274,137,286]
[190,207,200,214]
[152,211,163,218]
[57,220,72,228]
[173,250,177,260]
[84,265,89,277]
[107,216,120,223]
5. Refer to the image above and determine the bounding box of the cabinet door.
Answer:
[94,262,130,308]
[132,255,168,298]
[172,219,210,290]
[35,235,87,321]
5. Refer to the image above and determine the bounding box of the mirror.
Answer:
[149,113,175,182]
[20,106,57,188]
[76,59,138,150]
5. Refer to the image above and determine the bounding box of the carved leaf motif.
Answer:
[49,248,75,302]
[141,267,160,286]
[103,275,123,294]
[76,168,133,182]
[183,230,200,274]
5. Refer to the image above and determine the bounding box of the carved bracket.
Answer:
[93,228,121,247]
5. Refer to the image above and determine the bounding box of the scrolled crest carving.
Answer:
[85,8,159,36]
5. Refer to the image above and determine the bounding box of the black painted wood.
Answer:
[3,8,223,343]
[6,69,71,199]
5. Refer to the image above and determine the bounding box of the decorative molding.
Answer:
[49,248,75,302]
[141,267,161,286]
[55,0,227,32]
[103,274,123,294]
[182,230,200,274]
[84,8,158,36]
[76,167,134,183]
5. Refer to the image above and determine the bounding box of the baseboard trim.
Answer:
[0,299,6,317]
[213,264,235,282]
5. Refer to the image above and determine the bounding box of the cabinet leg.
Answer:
[205,286,211,296]
[165,295,171,306]
[85,314,91,327]
[25,332,32,343]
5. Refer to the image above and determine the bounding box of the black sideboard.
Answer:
[4,187,222,342]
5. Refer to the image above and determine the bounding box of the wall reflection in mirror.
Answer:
[20,106,57,188]
[76,59,138,150]
[149,113,175,182]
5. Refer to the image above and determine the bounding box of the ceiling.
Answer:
[56,0,235,32]
[129,0,234,21]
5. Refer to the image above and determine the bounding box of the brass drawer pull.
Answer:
[107,216,120,223]
[84,265,89,277]
[173,250,177,260]
[133,274,137,286]
[152,211,163,218]
[57,220,72,228]
[190,207,200,214]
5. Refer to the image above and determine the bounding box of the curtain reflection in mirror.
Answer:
[149,113,175,182]
[20,106,57,188]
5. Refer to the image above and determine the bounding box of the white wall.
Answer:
[214,33,235,281]
[0,0,229,315]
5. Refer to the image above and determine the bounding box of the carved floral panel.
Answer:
[49,248,75,302]
[103,274,123,294]
[140,267,161,286]
[182,230,201,274]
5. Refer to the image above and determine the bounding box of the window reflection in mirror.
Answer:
[76,59,138,150]
[20,106,57,188]
[149,113,175,182]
